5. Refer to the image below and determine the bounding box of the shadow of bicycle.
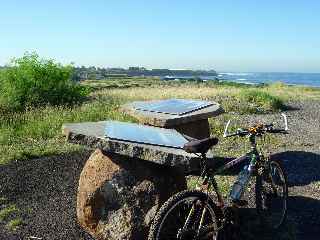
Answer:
[237,150,320,240]
[238,194,320,240]
[270,150,320,187]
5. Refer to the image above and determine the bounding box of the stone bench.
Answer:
[62,121,214,240]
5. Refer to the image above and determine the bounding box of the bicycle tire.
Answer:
[148,190,222,240]
[255,159,288,230]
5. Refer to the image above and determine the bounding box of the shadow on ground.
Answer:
[239,195,320,240]
[270,151,320,187]
[240,150,320,240]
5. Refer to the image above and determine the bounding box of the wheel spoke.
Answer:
[151,192,220,240]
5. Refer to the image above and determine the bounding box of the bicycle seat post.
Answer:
[199,153,207,175]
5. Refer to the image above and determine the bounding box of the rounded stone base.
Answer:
[77,149,187,240]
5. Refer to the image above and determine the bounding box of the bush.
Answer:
[0,53,89,112]
[238,89,285,113]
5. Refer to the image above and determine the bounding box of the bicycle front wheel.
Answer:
[148,190,222,240]
[256,159,288,230]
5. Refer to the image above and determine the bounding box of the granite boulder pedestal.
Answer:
[77,149,186,240]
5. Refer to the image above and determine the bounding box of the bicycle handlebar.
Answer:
[223,113,289,138]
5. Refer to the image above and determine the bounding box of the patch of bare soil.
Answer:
[0,150,94,240]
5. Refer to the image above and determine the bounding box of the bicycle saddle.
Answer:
[183,137,218,154]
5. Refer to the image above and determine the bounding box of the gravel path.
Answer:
[0,100,319,239]
[238,100,320,239]
[0,150,94,240]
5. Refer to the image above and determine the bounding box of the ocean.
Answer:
[215,72,320,87]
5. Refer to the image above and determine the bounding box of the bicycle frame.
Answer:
[201,134,263,208]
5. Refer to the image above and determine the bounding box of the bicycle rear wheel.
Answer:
[148,190,222,240]
[256,159,288,230]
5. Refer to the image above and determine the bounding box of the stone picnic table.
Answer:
[62,99,223,240]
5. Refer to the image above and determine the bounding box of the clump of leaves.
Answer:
[0,52,89,113]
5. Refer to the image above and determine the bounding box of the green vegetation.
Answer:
[0,195,23,232]
[0,205,18,221]
[187,175,236,197]
[0,203,23,231]
[1,76,320,164]
[72,65,217,81]
[238,89,286,113]
[98,80,286,114]
[0,54,320,165]
[0,52,89,113]
[6,218,23,231]
[0,96,135,164]
[81,77,162,90]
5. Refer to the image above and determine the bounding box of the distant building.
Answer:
[95,73,104,80]
[79,72,88,80]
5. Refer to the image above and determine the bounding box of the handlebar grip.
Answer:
[224,132,239,137]
[224,130,249,137]
[268,129,288,134]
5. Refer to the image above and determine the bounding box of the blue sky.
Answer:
[1,0,320,72]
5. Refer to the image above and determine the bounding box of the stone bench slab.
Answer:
[62,121,214,173]
[121,100,224,127]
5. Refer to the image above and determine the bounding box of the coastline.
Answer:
[162,72,320,87]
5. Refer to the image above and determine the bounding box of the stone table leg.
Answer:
[173,119,210,140]
[77,149,187,240]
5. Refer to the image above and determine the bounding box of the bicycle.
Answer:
[148,114,289,240]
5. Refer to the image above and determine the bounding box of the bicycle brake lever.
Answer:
[223,120,231,137]
[281,113,289,131]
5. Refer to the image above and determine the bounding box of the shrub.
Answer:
[238,89,285,113]
[0,52,89,113]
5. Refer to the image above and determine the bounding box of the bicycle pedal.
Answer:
[232,199,248,207]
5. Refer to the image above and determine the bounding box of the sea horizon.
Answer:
[178,72,320,87]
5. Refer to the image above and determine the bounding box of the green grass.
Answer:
[237,89,286,113]
[81,77,162,90]
[187,175,236,197]
[6,218,23,231]
[0,205,18,221]
[0,78,319,165]
[0,94,136,164]
[0,197,7,204]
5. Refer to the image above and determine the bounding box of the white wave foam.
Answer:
[220,72,253,76]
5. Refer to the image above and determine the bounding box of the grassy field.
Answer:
[1,77,320,165]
